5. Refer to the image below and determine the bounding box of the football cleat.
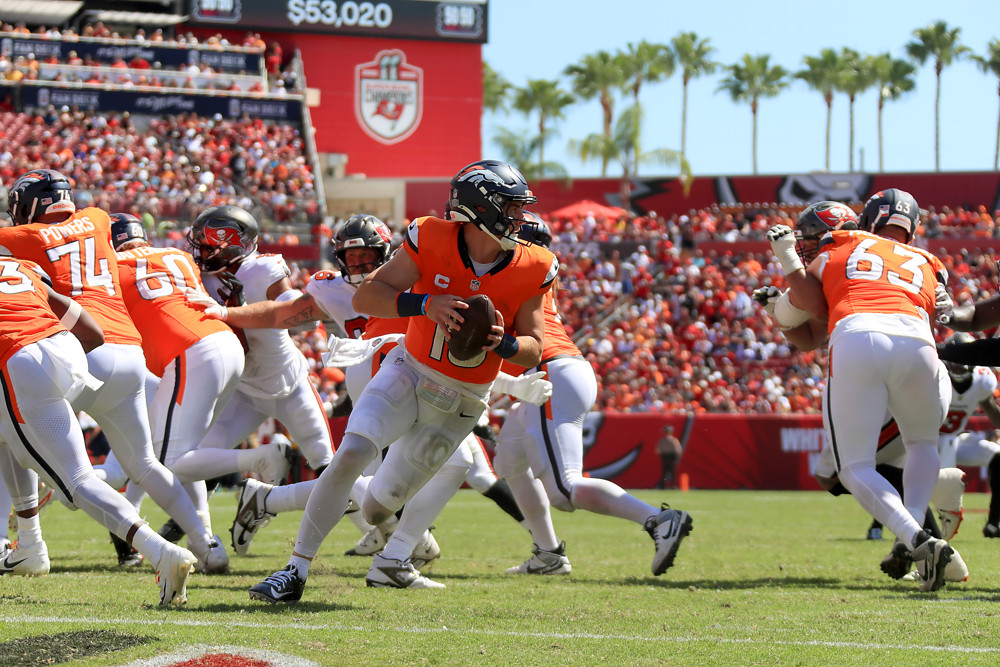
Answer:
[231,479,275,557]
[506,541,572,575]
[409,529,441,571]
[194,535,230,574]
[249,565,305,604]
[366,554,445,589]
[0,539,49,577]
[110,531,144,568]
[645,504,693,576]
[879,541,912,580]
[983,522,1000,538]
[866,526,883,541]
[255,441,293,487]
[911,533,954,593]
[937,508,963,541]
[345,524,391,557]
[155,543,197,606]
[157,517,186,544]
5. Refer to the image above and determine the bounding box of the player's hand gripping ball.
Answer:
[448,294,496,361]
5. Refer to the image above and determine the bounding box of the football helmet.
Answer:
[7,169,75,225]
[186,205,259,273]
[333,214,392,285]
[794,201,858,263]
[447,160,537,251]
[943,332,975,385]
[858,188,920,243]
[516,211,552,249]
[109,213,147,251]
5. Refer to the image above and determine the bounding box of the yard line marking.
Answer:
[4,615,1000,654]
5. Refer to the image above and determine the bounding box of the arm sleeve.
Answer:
[937,337,1000,366]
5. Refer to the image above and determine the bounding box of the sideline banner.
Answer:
[0,35,261,73]
[21,84,303,121]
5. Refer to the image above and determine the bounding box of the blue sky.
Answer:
[481,0,1000,178]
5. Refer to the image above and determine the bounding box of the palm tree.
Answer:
[906,21,970,171]
[511,78,575,177]
[492,127,568,182]
[973,39,1000,169]
[482,61,511,114]
[870,53,916,171]
[717,54,789,174]
[564,50,624,176]
[569,105,690,212]
[796,48,844,171]
[839,48,876,172]
[671,32,717,162]
[615,40,674,176]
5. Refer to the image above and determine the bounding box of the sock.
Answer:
[131,524,165,567]
[922,507,942,539]
[988,455,1000,525]
[264,481,315,514]
[16,514,43,548]
[289,555,311,579]
[481,479,526,523]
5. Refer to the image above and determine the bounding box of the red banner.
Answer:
[308,413,994,493]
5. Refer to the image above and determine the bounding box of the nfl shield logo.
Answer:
[355,50,423,145]
[470,279,481,291]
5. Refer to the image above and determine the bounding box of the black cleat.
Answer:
[249,565,305,604]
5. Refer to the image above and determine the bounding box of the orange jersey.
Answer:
[817,230,945,335]
[401,216,558,384]
[501,288,580,376]
[0,207,141,346]
[0,258,67,365]
[116,245,233,376]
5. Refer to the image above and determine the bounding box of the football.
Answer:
[448,294,496,361]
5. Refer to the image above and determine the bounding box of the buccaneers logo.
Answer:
[355,49,423,145]
[816,203,855,228]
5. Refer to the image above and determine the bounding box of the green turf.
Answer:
[2,487,999,666]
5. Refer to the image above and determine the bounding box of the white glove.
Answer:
[321,333,404,368]
[935,283,954,325]
[492,371,553,405]
[767,224,805,275]
[183,287,228,320]
[752,286,781,316]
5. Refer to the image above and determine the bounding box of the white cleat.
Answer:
[937,508,964,541]
[194,535,230,574]
[155,543,197,606]
[506,541,572,575]
[366,554,445,589]
[912,535,954,593]
[0,539,49,577]
[345,524,389,557]
[409,529,441,570]
[255,441,292,486]
[231,479,275,557]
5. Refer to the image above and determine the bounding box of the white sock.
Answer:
[131,524,165,567]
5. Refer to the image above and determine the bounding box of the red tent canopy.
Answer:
[546,199,627,220]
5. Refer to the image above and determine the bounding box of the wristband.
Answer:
[60,299,82,330]
[397,292,429,317]
[494,334,519,359]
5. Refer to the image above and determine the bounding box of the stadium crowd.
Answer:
[0,109,319,229]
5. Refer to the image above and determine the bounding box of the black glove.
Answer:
[216,271,245,307]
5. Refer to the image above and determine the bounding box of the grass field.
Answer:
[2,486,1000,666]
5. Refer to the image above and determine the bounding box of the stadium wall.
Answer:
[322,414,993,492]
[405,171,1000,220]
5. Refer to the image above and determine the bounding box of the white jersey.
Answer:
[203,251,308,398]
[305,271,367,338]
[940,366,997,440]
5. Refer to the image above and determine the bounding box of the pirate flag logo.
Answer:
[355,49,423,145]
